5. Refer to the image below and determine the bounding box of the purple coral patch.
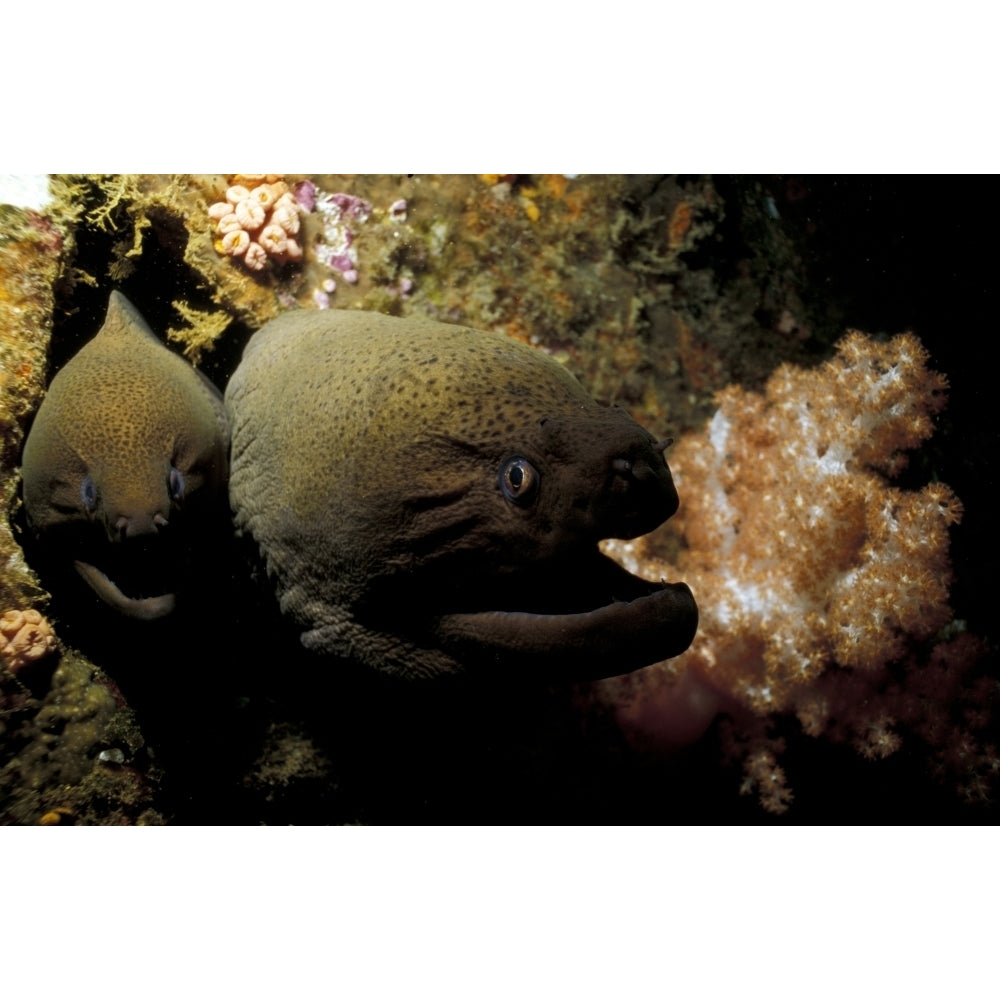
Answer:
[293,180,317,213]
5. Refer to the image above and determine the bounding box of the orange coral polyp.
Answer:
[250,184,277,208]
[216,212,243,235]
[234,197,266,232]
[270,203,300,236]
[221,229,251,256]
[257,224,288,255]
[243,242,267,271]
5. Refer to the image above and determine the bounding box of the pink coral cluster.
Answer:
[210,180,304,271]
[598,331,990,811]
[1,608,58,674]
[313,191,372,284]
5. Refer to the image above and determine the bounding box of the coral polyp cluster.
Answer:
[1,609,58,674]
[599,330,990,811]
[210,179,304,271]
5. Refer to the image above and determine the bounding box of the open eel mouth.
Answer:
[427,553,698,682]
[72,532,181,620]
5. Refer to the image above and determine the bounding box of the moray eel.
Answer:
[21,292,229,619]
[225,310,697,681]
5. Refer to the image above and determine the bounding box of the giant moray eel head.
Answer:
[20,292,230,620]
[225,309,697,681]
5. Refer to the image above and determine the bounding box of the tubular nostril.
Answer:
[612,455,663,485]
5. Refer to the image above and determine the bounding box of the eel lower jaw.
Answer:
[73,560,176,621]
[433,581,697,682]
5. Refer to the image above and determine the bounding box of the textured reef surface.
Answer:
[0,175,995,824]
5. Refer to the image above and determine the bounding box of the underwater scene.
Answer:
[0,174,996,825]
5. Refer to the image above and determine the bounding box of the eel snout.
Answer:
[588,443,680,543]
[112,510,170,539]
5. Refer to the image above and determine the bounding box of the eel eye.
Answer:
[499,456,539,506]
[168,466,185,502]
[80,475,98,512]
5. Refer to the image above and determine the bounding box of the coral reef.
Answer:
[598,330,992,812]
[1,175,993,822]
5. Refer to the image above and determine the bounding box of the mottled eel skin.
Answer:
[226,310,696,681]
[21,292,229,619]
